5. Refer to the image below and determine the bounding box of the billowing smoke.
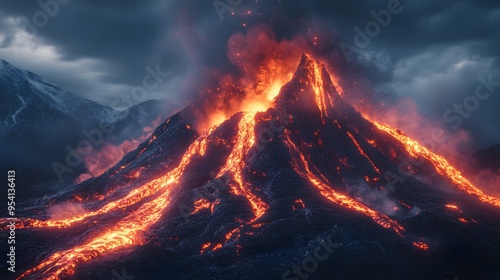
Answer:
[346,181,400,216]
[48,202,85,220]
[75,117,162,183]
[193,25,311,132]
[352,95,499,193]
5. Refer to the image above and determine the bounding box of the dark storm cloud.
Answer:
[0,0,498,148]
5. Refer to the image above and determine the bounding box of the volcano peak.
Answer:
[274,53,343,125]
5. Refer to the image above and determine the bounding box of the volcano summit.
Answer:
[3,54,500,280]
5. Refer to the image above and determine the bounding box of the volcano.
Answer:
[3,54,500,280]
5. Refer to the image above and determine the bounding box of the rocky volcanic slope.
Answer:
[5,55,500,280]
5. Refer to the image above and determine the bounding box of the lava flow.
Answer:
[347,131,381,174]
[17,127,214,279]
[283,131,404,235]
[372,121,500,207]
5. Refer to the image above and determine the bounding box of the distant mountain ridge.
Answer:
[0,59,172,183]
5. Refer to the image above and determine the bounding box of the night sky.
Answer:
[0,0,499,148]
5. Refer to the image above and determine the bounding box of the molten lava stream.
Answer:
[18,186,173,280]
[310,61,329,124]
[206,112,270,252]
[372,121,500,207]
[18,128,215,279]
[13,127,216,230]
[347,132,381,173]
[216,112,268,219]
[283,131,404,235]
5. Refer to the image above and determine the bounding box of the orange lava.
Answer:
[373,121,500,207]
[292,199,306,210]
[16,127,216,230]
[191,198,212,215]
[206,113,269,252]
[309,59,329,123]
[445,204,459,210]
[413,241,430,250]
[347,132,381,173]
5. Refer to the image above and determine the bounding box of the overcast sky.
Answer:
[0,0,499,149]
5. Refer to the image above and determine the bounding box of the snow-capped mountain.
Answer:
[0,59,117,130]
[0,59,171,183]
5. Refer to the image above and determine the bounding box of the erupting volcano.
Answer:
[3,54,500,280]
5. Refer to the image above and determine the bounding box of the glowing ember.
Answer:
[200,243,211,254]
[445,204,459,210]
[373,121,500,207]
[191,198,212,215]
[413,242,430,250]
[292,199,306,210]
